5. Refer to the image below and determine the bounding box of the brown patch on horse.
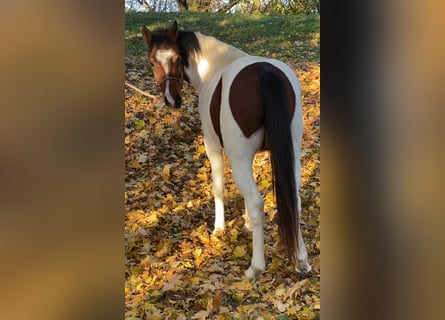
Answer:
[210,78,224,147]
[229,62,296,141]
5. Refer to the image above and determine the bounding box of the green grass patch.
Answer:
[126,11,319,63]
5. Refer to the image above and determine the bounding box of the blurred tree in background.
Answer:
[125,0,319,14]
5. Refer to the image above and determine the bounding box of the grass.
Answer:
[125,11,319,63]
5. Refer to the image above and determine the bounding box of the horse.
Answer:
[142,21,311,279]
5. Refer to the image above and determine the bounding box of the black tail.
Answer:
[260,64,299,263]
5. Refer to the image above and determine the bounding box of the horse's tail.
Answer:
[260,63,299,263]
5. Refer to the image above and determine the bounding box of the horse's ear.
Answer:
[167,20,178,41]
[142,26,151,45]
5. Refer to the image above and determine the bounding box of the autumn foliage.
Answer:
[125,12,319,319]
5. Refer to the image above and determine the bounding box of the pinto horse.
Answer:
[142,21,311,279]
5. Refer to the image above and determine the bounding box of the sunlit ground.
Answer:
[125,12,319,319]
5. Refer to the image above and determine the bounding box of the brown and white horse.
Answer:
[142,21,311,279]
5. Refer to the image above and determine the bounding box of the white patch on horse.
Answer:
[164,80,175,106]
[197,58,209,79]
[155,49,175,106]
[155,49,175,73]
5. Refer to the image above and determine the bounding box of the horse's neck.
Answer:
[188,33,248,92]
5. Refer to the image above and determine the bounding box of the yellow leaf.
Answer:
[191,310,210,319]
[149,117,157,124]
[151,290,162,297]
[287,305,302,315]
[188,277,200,285]
[218,307,230,314]
[130,160,142,169]
[193,247,202,259]
[229,228,239,243]
[286,280,307,298]
[265,190,275,203]
[261,179,271,188]
[195,255,204,267]
[147,212,158,224]
[269,256,282,272]
[162,164,172,179]
[275,287,286,297]
[143,302,156,311]
[229,279,253,291]
[233,245,247,258]
[198,145,206,154]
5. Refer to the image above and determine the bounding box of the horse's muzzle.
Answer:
[165,94,182,108]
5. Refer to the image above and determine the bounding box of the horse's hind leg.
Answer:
[293,138,311,273]
[204,138,225,233]
[229,155,266,279]
[295,188,311,273]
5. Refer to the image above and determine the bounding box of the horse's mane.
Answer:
[151,27,201,68]
[177,31,201,67]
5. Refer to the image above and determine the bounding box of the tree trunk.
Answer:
[136,0,154,11]
[216,0,240,13]
[177,0,188,11]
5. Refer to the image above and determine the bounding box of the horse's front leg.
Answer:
[204,138,225,233]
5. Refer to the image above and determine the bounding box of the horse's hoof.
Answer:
[245,267,257,279]
[212,227,225,235]
[245,265,264,279]
[296,261,312,274]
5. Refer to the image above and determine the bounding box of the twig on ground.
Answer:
[125,81,157,99]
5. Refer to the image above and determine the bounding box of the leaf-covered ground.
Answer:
[125,12,319,320]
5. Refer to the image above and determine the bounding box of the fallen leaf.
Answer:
[207,291,222,312]
[233,245,247,258]
[188,277,200,285]
[162,164,172,179]
[128,159,141,169]
[275,301,289,313]
[287,304,302,315]
[161,273,182,292]
[191,310,210,319]
[229,279,253,291]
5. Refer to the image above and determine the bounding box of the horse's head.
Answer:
[142,21,183,108]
